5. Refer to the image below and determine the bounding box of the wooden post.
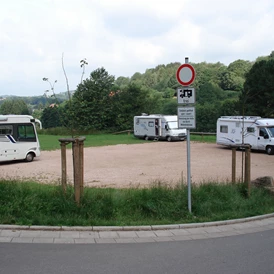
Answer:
[79,140,84,197]
[232,147,236,183]
[60,142,67,193]
[244,146,251,197]
[59,137,86,205]
[72,139,81,205]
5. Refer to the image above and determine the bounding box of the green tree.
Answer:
[40,105,62,129]
[196,82,224,105]
[240,59,274,117]
[109,84,162,130]
[131,72,142,80]
[219,99,240,116]
[143,70,158,89]
[220,60,252,91]
[161,99,177,115]
[227,59,252,77]
[115,76,130,88]
[195,103,221,132]
[0,98,30,115]
[70,67,115,131]
[193,62,226,90]
[255,51,274,63]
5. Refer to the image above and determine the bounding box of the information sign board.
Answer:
[177,107,196,129]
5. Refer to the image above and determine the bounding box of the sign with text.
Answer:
[177,87,195,104]
[177,107,196,129]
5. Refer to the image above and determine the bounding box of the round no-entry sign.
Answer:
[176,64,196,86]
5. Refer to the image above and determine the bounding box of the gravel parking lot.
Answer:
[1,142,273,188]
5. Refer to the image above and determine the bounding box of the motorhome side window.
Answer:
[0,125,13,135]
[148,122,154,127]
[247,127,255,133]
[259,128,268,138]
[220,125,228,133]
[17,124,36,142]
[0,125,13,142]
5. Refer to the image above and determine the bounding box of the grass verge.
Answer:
[38,133,216,151]
[1,180,273,226]
[38,133,145,151]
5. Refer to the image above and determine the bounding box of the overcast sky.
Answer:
[1,0,274,97]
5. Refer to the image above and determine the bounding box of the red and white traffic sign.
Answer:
[176,64,196,86]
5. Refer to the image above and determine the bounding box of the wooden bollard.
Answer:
[72,139,80,205]
[232,147,236,183]
[60,142,67,193]
[244,146,251,197]
[59,137,86,204]
[79,140,84,197]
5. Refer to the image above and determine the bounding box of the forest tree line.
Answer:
[0,51,274,133]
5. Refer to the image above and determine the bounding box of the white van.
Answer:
[134,114,186,141]
[0,115,42,162]
[216,116,274,155]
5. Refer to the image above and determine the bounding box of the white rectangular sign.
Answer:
[177,87,195,104]
[177,107,196,129]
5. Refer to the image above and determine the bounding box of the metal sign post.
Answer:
[187,129,191,212]
[176,57,196,213]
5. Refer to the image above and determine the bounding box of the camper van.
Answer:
[134,114,186,141]
[0,115,42,162]
[216,116,274,155]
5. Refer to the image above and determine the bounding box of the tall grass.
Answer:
[1,180,273,226]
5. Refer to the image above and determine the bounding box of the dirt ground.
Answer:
[0,142,274,188]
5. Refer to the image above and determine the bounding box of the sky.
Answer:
[1,0,274,97]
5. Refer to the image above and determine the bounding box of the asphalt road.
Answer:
[1,229,274,274]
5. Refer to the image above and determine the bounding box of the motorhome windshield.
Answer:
[267,127,274,137]
[167,121,178,129]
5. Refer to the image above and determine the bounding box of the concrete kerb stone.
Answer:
[1,213,274,232]
[151,224,180,230]
[123,225,151,231]
[0,225,29,230]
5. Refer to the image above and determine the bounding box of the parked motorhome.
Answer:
[0,115,42,162]
[134,114,186,141]
[216,116,274,155]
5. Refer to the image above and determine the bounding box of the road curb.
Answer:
[1,213,274,232]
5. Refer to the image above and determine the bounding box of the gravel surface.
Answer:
[1,142,273,188]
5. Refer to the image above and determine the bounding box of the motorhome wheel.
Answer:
[144,136,149,141]
[266,146,274,155]
[167,136,172,142]
[26,153,34,162]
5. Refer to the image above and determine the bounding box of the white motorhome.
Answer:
[0,115,42,162]
[216,116,274,155]
[134,114,186,141]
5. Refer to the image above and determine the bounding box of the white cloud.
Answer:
[0,0,274,96]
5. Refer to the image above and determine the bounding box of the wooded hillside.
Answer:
[1,51,273,133]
